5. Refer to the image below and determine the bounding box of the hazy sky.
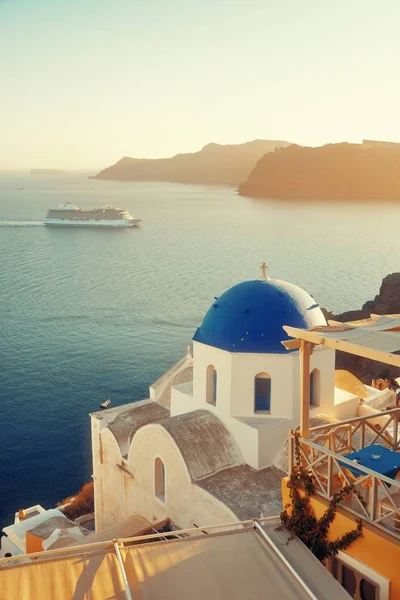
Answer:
[1,0,400,169]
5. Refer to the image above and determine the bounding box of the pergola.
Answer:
[282,316,400,438]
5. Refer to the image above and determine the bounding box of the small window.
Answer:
[254,373,271,412]
[331,557,379,600]
[154,457,165,502]
[342,565,357,597]
[310,369,320,406]
[206,365,217,405]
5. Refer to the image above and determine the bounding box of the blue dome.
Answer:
[193,279,326,353]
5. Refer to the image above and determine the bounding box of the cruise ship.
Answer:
[45,203,141,227]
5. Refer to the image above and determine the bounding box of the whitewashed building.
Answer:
[91,269,387,531]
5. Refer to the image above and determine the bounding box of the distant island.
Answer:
[31,169,66,176]
[238,140,400,200]
[89,140,291,186]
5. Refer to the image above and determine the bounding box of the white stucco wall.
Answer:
[331,388,360,420]
[91,338,352,532]
[0,537,23,559]
[91,415,104,531]
[93,426,136,531]
[173,342,337,470]
[229,351,296,419]
[193,342,335,421]
[309,347,336,412]
[93,416,239,532]
[128,423,239,528]
[220,417,260,468]
[193,342,233,415]
[149,355,193,408]
[171,387,291,469]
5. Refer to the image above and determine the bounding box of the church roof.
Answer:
[107,401,169,454]
[193,278,326,353]
[196,464,284,520]
[159,410,243,481]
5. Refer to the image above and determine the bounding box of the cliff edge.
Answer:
[323,273,400,383]
[90,140,291,186]
[238,142,400,200]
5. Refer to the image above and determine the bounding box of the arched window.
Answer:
[206,365,217,405]
[254,373,271,412]
[310,369,320,406]
[154,457,165,502]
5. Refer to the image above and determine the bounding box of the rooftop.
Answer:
[3,509,66,548]
[28,516,87,541]
[0,520,351,600]
[197,464,284,520]
[106,400,169,454]
[159,410,243,481]
[236,415,291,429]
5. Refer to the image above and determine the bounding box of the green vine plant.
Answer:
[279,432,365,562]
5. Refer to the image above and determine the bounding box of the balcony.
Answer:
[290,407,400,539]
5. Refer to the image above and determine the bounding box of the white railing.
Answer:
[290,434,400,540]
[0,517,280,566]
[309,407,400,453]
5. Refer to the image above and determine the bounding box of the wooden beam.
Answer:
[283,326,400,368]
[300,340,312,439]
[281,339,302,351]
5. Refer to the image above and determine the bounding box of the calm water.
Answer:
[0,172,399,527]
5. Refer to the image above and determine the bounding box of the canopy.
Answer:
[0,524,350,600]
[283,322,400,367]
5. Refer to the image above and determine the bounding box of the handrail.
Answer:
[292,433,400,540]
[0,518,280,566]
[310,407,400,433]
[297,437,400,489]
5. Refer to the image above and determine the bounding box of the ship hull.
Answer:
[44,218,141,227]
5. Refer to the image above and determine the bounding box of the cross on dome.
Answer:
[260,262,270,281]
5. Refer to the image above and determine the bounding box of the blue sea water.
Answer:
[0,171,399,528]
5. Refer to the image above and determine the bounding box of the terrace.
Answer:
[283,317,400,541]
[289,408,400,538]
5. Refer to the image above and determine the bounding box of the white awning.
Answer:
[0,522,350,600]
[283,321,400,367]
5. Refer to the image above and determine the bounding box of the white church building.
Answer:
[91,269,385,532]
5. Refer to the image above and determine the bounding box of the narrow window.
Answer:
[206,365,217,405]
[330,557,379,600]
[310,368,320,406]
[254,373,271,412]
[360,579,377,600]
[154,457,165,502]
[341,565,357,597]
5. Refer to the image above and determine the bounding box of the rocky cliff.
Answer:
[238,142,400,200]
[323,273,400,383]
[90,140,290,186]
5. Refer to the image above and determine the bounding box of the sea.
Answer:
[0,171,399,528]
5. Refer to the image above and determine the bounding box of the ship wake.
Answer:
[0,220,44,227]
